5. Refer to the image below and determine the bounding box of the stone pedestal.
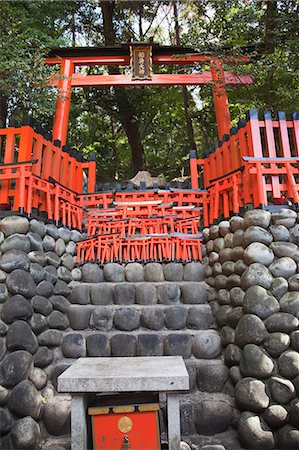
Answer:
[58,356,189,450]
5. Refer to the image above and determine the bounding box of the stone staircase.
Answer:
[55,262,237,447]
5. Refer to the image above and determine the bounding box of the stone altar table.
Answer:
[58,356,189,450]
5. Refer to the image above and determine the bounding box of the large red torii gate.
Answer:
[46,42,252,147]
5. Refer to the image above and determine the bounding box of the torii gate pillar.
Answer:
[210,59,231,139]
[52,59,73,146]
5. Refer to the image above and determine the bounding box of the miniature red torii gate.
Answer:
[46,42,252,147]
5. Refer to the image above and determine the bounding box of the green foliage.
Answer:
[1,0,298,181]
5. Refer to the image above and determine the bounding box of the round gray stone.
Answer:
[30,263,46,284]
[10,416,40,449]
[290,224,299,245]
[49,295,70,313]
[0,216,29,236]
[58,227,71,242]
[270,224,290,241]
[238,412,275,449]
[264,332,290,358]
[212,262,222,277]
[70,229,82,242]
[165,306,188,330]
[1,233,30,253]
[103,263,125,282]
[278,350,299,379]
[1,294,33,324]
[33,346,53,368]
[187,306,214,330]
[271,208,297,228]
[277,425,299,449]
[6,320,38,354]
[235,377,269,412]
[224,232,234,248]
[289,400,299,428]
[62,333,86,358]
[90,284,113,305]
[0,350,33,388]
[38,329,62,347]
[230,216,244,232]
[137,334,163,357]
[271,276,289,299]
[47,311,69,330]
[233,229,245,248]
[164,333,192,358]
[136,284,157,305]
[214,237,225,253]
[111,334,136,357]
[57,266,72,283]
[81,263,104,282]
[194,400,232,435]
[8,380,42,419]
[262,405,288,429]
[270,241,299,261]
[219,248,233,263]
[243,286,279,319]
[219,220,230,236]
[244,225,273,246]
[192,331,221,359]
[268,376,296,404]
[66,241,77,255]
[43,395,71,436]
[158,283,180,304]
[71,268,82,281]
[28,250,46,266]
[114,307,140,331]
[90,306,114,331]
[264,312,299,333]
[290,330,299,351]
[184,262,205,281]
[244,209,271,229]
[43,234,56,251]
[55,238,66,256]
[29,367,47,390]
[288,274,299,291]
[229,287,245,306]
[280,291,299,316]
[234,259,247,275]
[141,308,164,330]
[164,263,183,281]
[27,231,43,251]
[45,224,59,239]
[209,224,219,239]
[70,284,90,305]
[114,283,135,305]
[241,263,273,290]
[29,219,46,237]
[209,252,219,266]
[30,313,48,335]
[54,279,71,296]
[224,344,242,367]
[125,263,144,282]
[144,263,164,281]
[44,265,58,284]
[269,257,297,278]
[240,344,274,379]
[36,280,54,298]
[220,326,235,346]
[67,305,91,330]
[86,333,110,357]
[235,314,268,347]
[6,269,36,298]
[0,249,29,272]
[244,242,274,266]
[197,360,228,393]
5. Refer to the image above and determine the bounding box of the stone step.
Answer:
[69,281,209,306]
[67,304,215,332]
[57,329,222,361]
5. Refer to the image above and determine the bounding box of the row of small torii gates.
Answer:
[0,43,298,264]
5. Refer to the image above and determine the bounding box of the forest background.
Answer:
[0,0,298,183]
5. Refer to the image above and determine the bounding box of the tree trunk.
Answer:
[173,1,197,152]
[101,0,145,174]
[0,94,8,127]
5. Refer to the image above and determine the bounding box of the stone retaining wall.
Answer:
[203,208,299,449]
[0,216,236,450]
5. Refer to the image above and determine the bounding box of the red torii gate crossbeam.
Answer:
[46,43,252,147]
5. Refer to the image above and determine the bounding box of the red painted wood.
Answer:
[50,72,252,87]
[278,112,291,157]
[264,111,280,197]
